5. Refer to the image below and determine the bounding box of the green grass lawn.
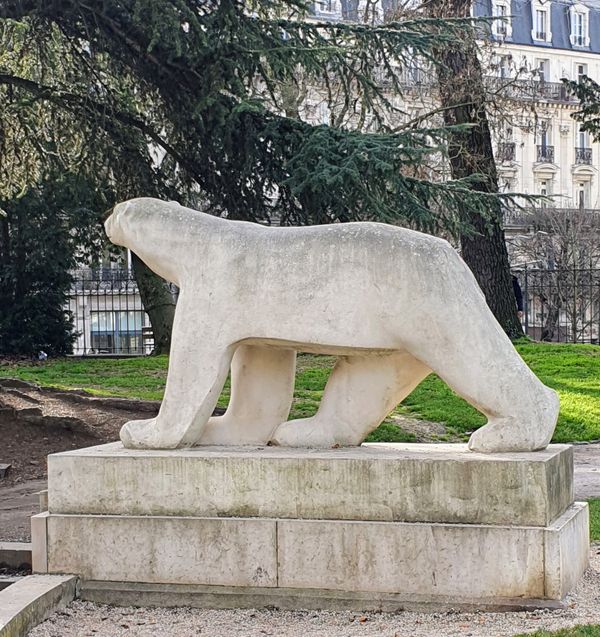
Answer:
[590,499,600,541]
[2,341,600,443]
[514,628,600,636]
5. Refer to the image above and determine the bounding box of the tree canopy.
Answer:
[0,0,530,352]
[0,0,512,233]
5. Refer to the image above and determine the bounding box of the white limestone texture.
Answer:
[44,515,277,588]
[35,504,589,602]
[47,442,574,527]
[105,197,559,452]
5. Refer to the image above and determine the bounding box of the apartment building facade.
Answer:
[310,0,600,213]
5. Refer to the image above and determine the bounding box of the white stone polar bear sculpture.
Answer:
[105,197,559,452]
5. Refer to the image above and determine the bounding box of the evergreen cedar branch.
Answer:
[0,0,517,233]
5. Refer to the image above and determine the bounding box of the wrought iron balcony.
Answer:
[485,78,577,104]
[575,147,592,165]
[536,145,555,163]
[504,207,600,229]
[497,142,515,162]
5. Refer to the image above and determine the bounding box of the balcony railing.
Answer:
[484,78,577,104]
[366,72,579,104]
[504,207,600,228]
[575,147,592,165]
[497,142,515,162]
[536,145,555,163]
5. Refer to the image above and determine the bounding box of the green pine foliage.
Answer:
[0,1,514,231]
[0,176,106,355]
[564,76,600,143]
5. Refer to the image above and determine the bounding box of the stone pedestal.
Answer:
[33,443,589,611]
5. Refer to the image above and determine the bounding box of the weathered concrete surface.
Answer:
[47,442,573,527]
[79,580,566,613]
[45,515,277,588]
[277,518,546,598]
[40,505,588,603]
[31,513,48,575]
[0,542,31,569]
[0,575,76,637]
[105,197,559,453]
[544,502,590,599]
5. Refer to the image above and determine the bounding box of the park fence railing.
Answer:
[68,268,152,356]
[67,267,600,356]
[515,267,600,344]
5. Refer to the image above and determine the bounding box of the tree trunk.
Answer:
[131,253,176,354]
[426,0,523,338]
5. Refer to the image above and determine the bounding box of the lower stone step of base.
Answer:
[33,502,590,606]
[80,580,568,613]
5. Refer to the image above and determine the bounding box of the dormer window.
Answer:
[316,0,338,13]
[531,0,552,43]
[492,0,512,39]
[570,4,590,48]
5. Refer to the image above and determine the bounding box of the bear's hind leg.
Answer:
[198,344,296,445]
[405,314,559,453]
[271,351,430,447]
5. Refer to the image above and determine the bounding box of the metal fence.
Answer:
[515,268,600,344]
[68,269,152,356]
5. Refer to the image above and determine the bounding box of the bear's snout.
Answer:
[104,201,131,246]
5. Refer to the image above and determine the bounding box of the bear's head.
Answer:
[105,197,182,285]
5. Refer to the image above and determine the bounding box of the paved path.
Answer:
[573,443,600,499]
[0,479,46,541]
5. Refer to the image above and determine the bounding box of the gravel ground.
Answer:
[28,545,600,637]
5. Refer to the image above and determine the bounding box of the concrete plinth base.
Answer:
[36,442,590,609]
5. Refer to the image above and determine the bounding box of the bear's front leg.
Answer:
[120,292,235,449]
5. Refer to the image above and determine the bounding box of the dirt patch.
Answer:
[0,378,162,487]
[387,414,463,443]
[0,378,231,541]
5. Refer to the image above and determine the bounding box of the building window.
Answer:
[575,128,592,164]
[570,4,590,47]
[531,1,552,43]
[316,0,338,13]
[535,58,549,82]
[576,63,588,82]
[535,9,547,39]
[536,178,553,206]
[90,311,146,354]
[536,121,554,163]
[495,54,511,78]
[575,181,590,208]
[539,179,551,197]
[492,0,512,38]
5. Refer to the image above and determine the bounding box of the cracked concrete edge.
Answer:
[0,543,32,569]
[0,575,77,637]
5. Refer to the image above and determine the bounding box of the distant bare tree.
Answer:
[509,208,600,342]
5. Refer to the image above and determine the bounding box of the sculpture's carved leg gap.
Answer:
[198,345,296,446]
[271,351,430,448]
